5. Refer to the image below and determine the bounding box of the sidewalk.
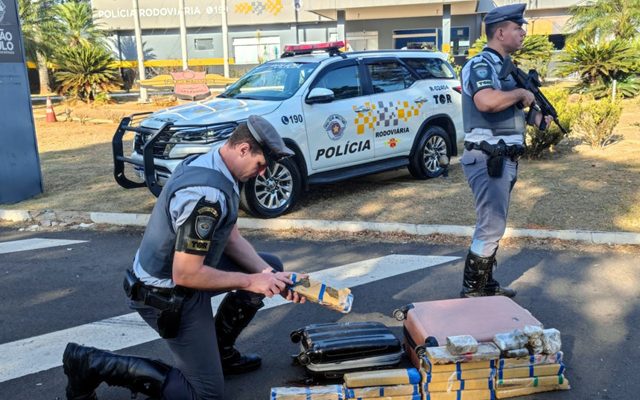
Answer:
[2,208,640,246]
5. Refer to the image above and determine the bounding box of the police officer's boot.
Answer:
[215,291,263,375]
[460,251,493,298]
[485,259,517,298]
[62,342,171,400]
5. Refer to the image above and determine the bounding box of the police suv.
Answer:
[113,41,463,218]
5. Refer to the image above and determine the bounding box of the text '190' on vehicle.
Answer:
[112,41,464,218]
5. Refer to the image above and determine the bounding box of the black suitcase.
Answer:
[290,321,403,378]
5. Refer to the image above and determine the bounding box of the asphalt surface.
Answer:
[1,226,638,399]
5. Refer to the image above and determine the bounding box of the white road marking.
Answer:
[0,254,458,383]
[0,238,88,255]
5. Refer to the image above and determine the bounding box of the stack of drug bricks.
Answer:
[492,326,569,398]
[420,328,569,400]
[270,368,422,400]
[421,339,499,400]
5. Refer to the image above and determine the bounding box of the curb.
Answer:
[2,209,640,246]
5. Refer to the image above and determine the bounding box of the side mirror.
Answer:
[305,87,335,104]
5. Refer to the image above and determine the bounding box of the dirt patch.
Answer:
[5,97,640,234]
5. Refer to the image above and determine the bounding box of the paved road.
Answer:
[0,226,638,399]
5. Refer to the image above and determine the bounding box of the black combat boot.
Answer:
[485,260,517,298]
[62,342,171,400]
[215,291,264,375]
[460,251,493,298]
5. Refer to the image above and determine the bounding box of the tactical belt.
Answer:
[464,141,525,161]
[124,269,192,310]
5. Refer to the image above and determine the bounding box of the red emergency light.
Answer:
[282,41,346,56]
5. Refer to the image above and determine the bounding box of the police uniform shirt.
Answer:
[462,50,524,146]
[133,145,239,288]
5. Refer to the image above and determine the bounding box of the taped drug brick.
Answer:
[422,367,496,383]
[446,335,479,355]
[425,342,500,365]
[497,351,563,369]
[495,378,570,399]
[424,375,495,392]
[496,374,568,388]
[345,383,420,398]
[344,368,421,388]
[270,384,344,399]
[497,363,565,380]
[421,357,497,374]
[289,273,353,313]
[424,389,496,400]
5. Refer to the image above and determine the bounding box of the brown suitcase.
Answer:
[393,297,542,368]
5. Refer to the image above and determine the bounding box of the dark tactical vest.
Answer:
[137,156,239,280]
[462,51,525,136]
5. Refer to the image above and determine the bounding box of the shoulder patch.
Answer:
[175,197,222,255]
[194,201,220,239]
[471,62,490,79]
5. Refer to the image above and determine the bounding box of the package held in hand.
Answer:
[289,273,353,313]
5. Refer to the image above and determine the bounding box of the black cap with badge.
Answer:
[246,115,295,162]
[484,3,527,26]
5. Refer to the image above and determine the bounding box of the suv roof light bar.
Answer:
[282,41,345,58]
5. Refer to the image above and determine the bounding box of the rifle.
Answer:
[499,56,568,134]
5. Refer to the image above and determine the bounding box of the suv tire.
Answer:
[408,125,451,179]
[240,158,302,218]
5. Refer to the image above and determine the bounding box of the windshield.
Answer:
[221,61,319,101]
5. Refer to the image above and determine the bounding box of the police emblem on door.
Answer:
[195,216,215,239]
[323,114,347,140]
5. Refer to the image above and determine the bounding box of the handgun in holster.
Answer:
[479,141,505,178]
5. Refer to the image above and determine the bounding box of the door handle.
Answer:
[354,105,371,113]
[414,97,428,103]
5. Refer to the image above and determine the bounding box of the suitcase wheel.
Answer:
[297,352,311,366]
[290,329,303,343]
[425,336,439,347]
[392,304,414,321]
[393,308,406,321]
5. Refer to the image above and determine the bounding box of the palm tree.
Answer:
[54,1,108,48]
[566,0,640,43]
[54,45,122,102]
[18,0,62,95]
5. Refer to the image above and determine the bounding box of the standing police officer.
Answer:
[62,116,306,400]
[459,4,552,298]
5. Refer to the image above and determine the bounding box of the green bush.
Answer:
[571,96,622,148]
[525,86,578,158]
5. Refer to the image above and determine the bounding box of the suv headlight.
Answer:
[172,123,238,143]
[166,122,238,158]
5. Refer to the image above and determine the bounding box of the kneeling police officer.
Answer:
[63,116,306,400]
[459,4,553,298]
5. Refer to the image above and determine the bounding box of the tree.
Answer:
[18,0,62,94]
[53,45,122,102]
[558,39,640,98]
[566,0,640,43]
[54,1,107,48]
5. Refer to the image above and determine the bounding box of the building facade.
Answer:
[91,0,581,73]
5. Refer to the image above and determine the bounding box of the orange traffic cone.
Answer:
[46,96,57,123]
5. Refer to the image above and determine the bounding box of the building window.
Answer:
[233,36,281,65]
[346,31,379,51]
[194,38,214,51]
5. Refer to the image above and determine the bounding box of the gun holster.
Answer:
[486,154,504,178]
[123,269,187,339]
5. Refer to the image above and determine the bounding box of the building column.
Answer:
[336,10,346,42]
[441,4,451,54]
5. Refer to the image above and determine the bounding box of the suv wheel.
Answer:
[240,158,302,218]
[408,126,451,179]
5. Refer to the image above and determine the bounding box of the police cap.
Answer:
[484,3,527,26]
[246,115,295,161]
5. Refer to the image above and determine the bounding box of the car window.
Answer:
[402,58,455,79]
[221,61,318,100]
[313,64,363,100]
[367,61,416,94]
